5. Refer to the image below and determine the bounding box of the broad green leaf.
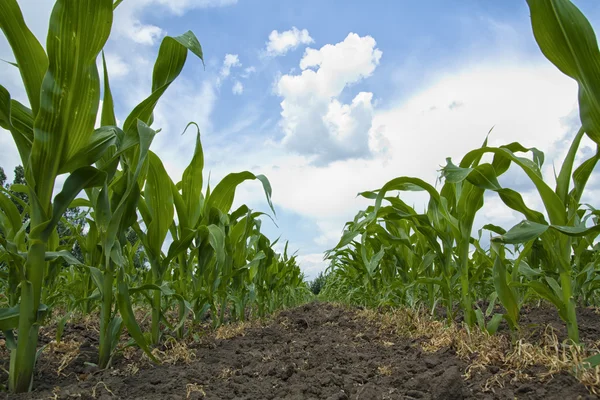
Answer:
[556,127,585,203]
[45,166,106,239]
[447,145,565,224]
[206,224,225,267]
[116,281,157,362]
[497,219,600,244]
[205,171,272,217]
[87,266,105,297]
[527,0,600,144]
[0,0,48,115]
[29,0,113,208]
[0,188,22,237]
[491,243,519,327]
[59,127,118,174]
[144,151,174,259]
[487,314,504,335]
[570,149,600,205]
[43,251,82,266]
[0,86,33,168]
[165,229,196,264]
[0,304,48,331]
[123,31,204,134]
[180,123,204,229]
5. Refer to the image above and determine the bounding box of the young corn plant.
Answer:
[0,0,116,392]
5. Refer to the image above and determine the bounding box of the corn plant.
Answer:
[0,0,117,391]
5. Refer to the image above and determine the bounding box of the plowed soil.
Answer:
[2,302,599,399]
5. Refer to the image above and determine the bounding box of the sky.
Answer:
[1,0,600,279]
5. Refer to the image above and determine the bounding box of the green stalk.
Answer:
[458,240,473,327]
[443,249,454,323]
[177,253,187,339]
[560,270,579,343]
[10,240,46,393]
[151,287,161,345]
[98,268,114,369]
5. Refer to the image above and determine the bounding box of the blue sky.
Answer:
[1,0,600,278]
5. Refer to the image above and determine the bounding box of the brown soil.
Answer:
[2,302,599,400]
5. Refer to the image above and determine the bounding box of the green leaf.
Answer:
[496,219,600,245]
[29,0,113,207]
[100,52,117,127]
[205,171,273,217]
[43,251,83,266]
[0,304,48,331]
[123,31,204,134]
[556,127,585,203]
[0,86,34,168]
[45,166,107,239]
[206,224,226,267]
[165,229,196,264]
[497,220,549,244]
[491,243,519,328]
[570,149,600,205]
[116,281,157,363]
[180,123,204,229]
[144,151,174,260]
[527,0,600,144]
[56,312,71,343]
[0,188,22,237]
[0,0,48,116]
[108,316,123,354]
[527,280,568,321]
[462,146,565,225]
[487,314,504,335]
[59,127,118,174]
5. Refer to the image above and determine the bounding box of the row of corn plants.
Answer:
[322,0,600,345]
[0,0,310,393]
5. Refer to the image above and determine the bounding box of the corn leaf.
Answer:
[0,0,48,116]
[527,0,600,144]
[29,0,113,207]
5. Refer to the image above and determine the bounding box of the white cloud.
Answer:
[113,0,237,45]
[113,1,164,45]
[212,61,579,280]
[232,80,244,95]
[242,66,256,78]
[266,27,314,56]
[296,253,330,280]
[150,79,217,182]
[220,53,241,78]
[276,33,382,164]
[99,53,131,79]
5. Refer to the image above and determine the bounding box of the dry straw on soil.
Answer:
[356,306,600,395]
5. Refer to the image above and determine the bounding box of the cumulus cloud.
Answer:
[217,61,579,263]
[232,80,244,95]
[276,33,382,164]
[266,27,314,56]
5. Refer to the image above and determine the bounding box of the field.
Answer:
[3,0,600,398]
[2,302,598,399]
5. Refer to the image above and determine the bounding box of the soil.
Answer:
[2,302,599,400]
